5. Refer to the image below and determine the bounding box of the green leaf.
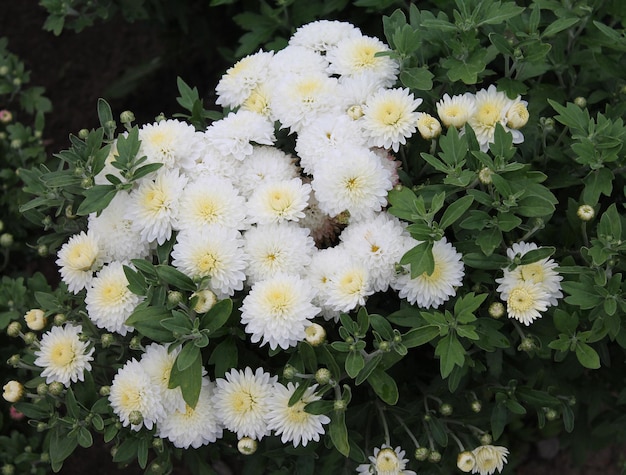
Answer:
[76,185,117,216]
[208,337,238,378]
[561,402,575,432]
[402,325,440,348]
[76,426,93,448]
[400,67,433,90]
[112,438,139,464]
[169,348,203,408]
[125,305,174,342]
[582,168,614,205]
[155,265,197,291]
[288,381,312,407]
[476,227,502,256]
[491,402,507,440]
[542,17,580,38]
[575,342,601,369]
[137,437,148,469]
[478,2,524,25]
[123,265,147,296]
[439,195,474,230]
[345,351,365,379]
[562,282,604,309]
[200,298,233,333]
[553,309,579,334]
[519,247,556,265]
[329,410,350,457]
[369,314,394,340]
[97,98,114,130]
[65,388,80,419]
[427,416,448,446]
[49,426,79,473]
[367,368,399,405]
[517,387,561,407]
[598,204,622,241]
[355,353,383,385]
[299,341,317,373]
[435,333,465,378]
[400,241,434,278]
[176,342,201,371]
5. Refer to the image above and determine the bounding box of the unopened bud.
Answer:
[577,204,594,221]
[192,289,217,313]
[36,383,49,396]
[540,117,555,133]
[10,139,21,149]
[2,380,24,403]
[99,385,111,397]
[78,129,90,140]
[7,354,20,367]
[282,365,297,380]
[120,110,135,124]
[36,422,48,432]
[315,368,332,385]
[0,109,13,124]
[1,464,15,475]
[37,244,48,257]
[129,336,143,350]
[129,410,143,426]
[428,450,442,463]
[101,333,115,348]
[518,337,536,352]
[544,408,558,421]
[237,437,258,455]
[155,113,166,123]
[479,433,493,445]
[478,167,493,184]
[470,400,482,413]
[152,438,164,452]
[304,323,326,347]
[80,177,93,189]
[333,399,347,411]
[167,290,184,306]
[488,302,505,319]
[457,451,476,472]
[7,321,22,337]
[574,96,586,108]
[347,104,364,120]
[0,66,9,75]
[24,309,47,331]
[336,210,351,225]
[414,447,430,461]
[23,332,37,345]
[0,233,13,248]
[48,381,64,396]
[439,403,453,416]
[53,313,67,326]
[416,113,442,140]
[506,102,529,129]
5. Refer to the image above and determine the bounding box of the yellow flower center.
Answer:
[338,270,365,295]
[286,400,308,424]
[374,103,402,126]
[376,448,400,472]
[421,262,442,282]
[100,281,128,305]
[520,263,545,283]
[353,44,378,68]
[475,103,501,127]
[244,88,270,115]
[120,387,142,410]
[142,188,167,213]
[197,251,218,275]
[49,341,75,367]
[269,191,292,214]
[265,285,295,317]
[231,390,256,413]
[508,287,534,312]
[67,242,97,271]
[195,197,221,222]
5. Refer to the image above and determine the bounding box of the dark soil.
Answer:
[2,2,626,475]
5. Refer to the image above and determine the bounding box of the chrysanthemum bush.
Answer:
[3,1,626,474]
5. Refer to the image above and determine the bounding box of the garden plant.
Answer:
[2,1,626,474]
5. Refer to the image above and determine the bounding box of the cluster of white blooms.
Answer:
[457,445,510,475]
[436,85,529,151]
[495,241,563,325]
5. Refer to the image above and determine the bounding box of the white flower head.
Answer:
[471,445,509,475]
[436,92,476,129]
[215,50,274,109]
[140,343,185,414]
[416,112,442,140]
[247,178,311,224]
[109,358,165,431]
[175,175,248,231]
[204,110,275,159]
[392,237,465,309]
[266,383,330,447]
[312,146,393,220]
[289,20,362,54]
[271,72,341,133]
[458,451,477,472]
[3,380,24,403]
[361,87,423,152]
[128,169,188,246]
[88,191,151,263]
[327,35,399,87]
[268,46,329,80]
[34,324,94,387]
[324,258,373,313]
[243,222,316,284]
[171,226,247,299]
[158,378,223,448]
[138,119,200,172]
[213,367,278,440]
[356,444,417,475]
[235,145,299,198]
[506,97,529,129]
[85,261,142,336]
[502,280,550,326]
[56,231,104,294]
[240,273,320,350]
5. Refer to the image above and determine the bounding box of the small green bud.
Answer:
[110,446,118,458]
[9,139,21,149]
[7,354,20,367]
[315,368,332,385]
[167,290,184,306]
[36,422,48,432]
[479,433,493,445]
[0,233,14,248]
[478,167,493,185]
[120,110,135,124]
[53,313,67,325]
[568,396,576,406]
[129,410,143,426]
[101,333,115,348]
[577,204,594,221]
[37,244,48,257]
[439,403,453,416]
[1,464,15,475]
[152,437,164,452]
[470,400,482,413]
[518,337,536,352]
[48,381,64,396]
[541,117,555,133]
[336,210,351,225]
[6,321,22,337]
[333,399,347,411]
[42,216,53,229]
[544,408,558,421]
[155,113,166,123]
[414,447,430,461]
[23,332,38,345]
[65,204,76,219]
[428,450,442,463]
[78,129,90,139]
[80,177,93,189]
[40,453,49,463]
[378,341,391,352]
[237,437,258,455]
[283,365,297,380]
[423,413,432,422]
[0,66,9,75]
[149,462,163,474]
[105,120,116,131]
[12,77,21,86]
[574,96,586,108]
[23,446,32,453]
[488,302,505,319]
[99,385,111,397]
[129,336,143,350]
[36,383,49,396]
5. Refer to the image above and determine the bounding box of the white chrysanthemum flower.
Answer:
[240,274,320,350]
[339,212,409,292]
[247,178,311,224]
[312,146,393,220]
[356,444,417,475]
[34,324,94,387]
[268,46,329,80]
[338,73,389,119]
[502,280,550,326]
[56,231,104,294]
[289,20,362,54]
[204,110,275,159]
[416,112,442,140]
[234,146,299,197]
[175,175,248,231]
[158,379,223,449]
[496,241,563,306]
[436,92,476,129]
[213,367,277,440]
[392,237,465,309]
[215,50,274,109]
[325,258,373,313]
[266,383,330,447]
[128,169,188,245]
[471,445,509,475]
[506,97,529,129]
[327,35,399,87]
[171,226,246,299]
[271,72,341,133]
[458,451,477,472]
[307,247,349,322]
[3,380,24,403]
[468,85,522,152]
[109,358,165,431]
[140,343,185,414]
[361,87,422,152]
[88,192,151,263]
[243,222,316,284]
[138,119,199,171]
[295,114,366,175]
[85,261,142,336]
[241,83,273,118]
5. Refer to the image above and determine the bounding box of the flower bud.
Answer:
[167,290,184,306]
[48,381,64,396]
[0,109,13,124]
[237,437,258,455]
[120,110,135,124]
[378,341,391,352]
[439,403,453,416]
[192,289,217,313]
[574,96,586,108]
[471,400,482,413]
[315,368,332,385]
[540,117,555,133]
[155,113,166,123]
[37,383,49,396]
[544,408,558,421]
[36,422,48,432]
[506,102,529,129]
[6,321,22,337]
[7,354,20,367]
[416,113,442,140]
[488,302,505,319]
[2,380,24,403]
[577,204,595,221]
[129,336,143,350]
[10,139,21,149]
[428,450,442,463]
[53,313,67,326]
[78,129,90,140]
[304,323,326,346]
[101,333,115,348]
[347,104,364,120]
[0,66,9,75]
[1,464,15,475]
[282,365,297,380]
[23,332,38,345]
[152,438,164,452]
[80,177,93,189]
[457,451,476,472]
[129,410,144,426]
[37,244,48,257]
[518,337,536,352]
[0,233,13,248]
[99,385,111,397]
[478,167,493,185]
[414,447,430,461]
[24,309,47,331]
[479,433,493,445]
